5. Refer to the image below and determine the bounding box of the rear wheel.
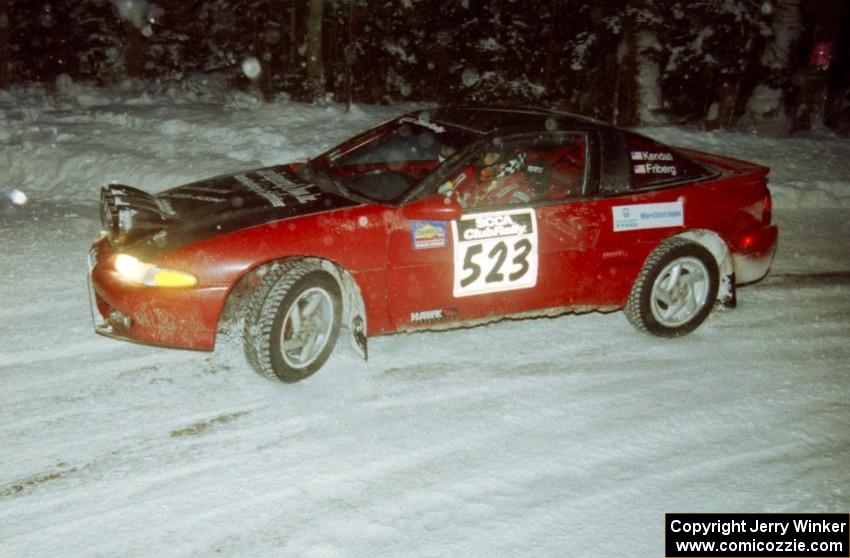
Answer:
[243,260,341,382]
[625,239,719,337]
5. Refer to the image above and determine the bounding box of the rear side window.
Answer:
[627,134,712,190]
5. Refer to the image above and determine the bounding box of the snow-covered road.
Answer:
[2,203,848,557]
[1,85,848,557]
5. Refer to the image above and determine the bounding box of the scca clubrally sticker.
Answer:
[451,208,538,297]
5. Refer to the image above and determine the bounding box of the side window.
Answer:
[627,135,711,190]
[451,133,587,209]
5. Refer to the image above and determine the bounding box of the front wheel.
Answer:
[243,261,341,382]
[625,239,719,337]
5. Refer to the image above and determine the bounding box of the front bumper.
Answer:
[88,237,227,351]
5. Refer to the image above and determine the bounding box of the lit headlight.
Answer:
[113,254,198,287]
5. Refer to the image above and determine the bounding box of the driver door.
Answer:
[385,195,545,329]
[385,131,599,330]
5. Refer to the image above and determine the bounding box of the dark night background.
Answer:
[0,0,848,131]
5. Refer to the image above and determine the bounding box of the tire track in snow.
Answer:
[0,338,116,369]
[757,271,850,287]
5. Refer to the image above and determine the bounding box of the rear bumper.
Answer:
[730,224,778,284]
[88,238,226,351]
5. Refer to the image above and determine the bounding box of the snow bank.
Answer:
[0,81,848,558]
[0,82,393,205]
[1,82,848,210]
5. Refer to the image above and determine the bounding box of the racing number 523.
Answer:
[460,238,532,287]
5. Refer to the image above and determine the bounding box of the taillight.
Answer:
[762,188,772,225]
[739,234,755,249]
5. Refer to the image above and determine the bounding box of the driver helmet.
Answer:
[478,148,525,182]
[438,144,458,163]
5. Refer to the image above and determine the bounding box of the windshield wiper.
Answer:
[298,162,339,192]
[300,161,370,203]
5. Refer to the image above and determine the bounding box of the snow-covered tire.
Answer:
[625,239,719,337]
[242,260,341,383]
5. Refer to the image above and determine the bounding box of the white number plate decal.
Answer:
[451,209,538,297]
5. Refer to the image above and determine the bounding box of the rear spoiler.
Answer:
[678,148,770,179]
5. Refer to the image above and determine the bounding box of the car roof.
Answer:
[411,106,612,135]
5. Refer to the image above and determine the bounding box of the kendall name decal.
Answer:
[630,151,674,162]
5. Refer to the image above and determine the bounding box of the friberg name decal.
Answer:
[633,163,678,176]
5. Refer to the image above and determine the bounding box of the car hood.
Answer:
[101,163,360,257]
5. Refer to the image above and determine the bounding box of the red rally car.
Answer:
[88,106,777,382]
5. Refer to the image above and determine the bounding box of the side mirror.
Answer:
[401,194,462,221]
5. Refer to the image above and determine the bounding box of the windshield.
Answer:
[306,116,480,203]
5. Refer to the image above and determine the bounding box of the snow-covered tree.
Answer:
[652,1,773,127]
[747,0,802,122]
[72,1,123,84]
[619,1,665,124]
[305,0,325,100]
[0,0,9,88]
[9,0,77,83]
[3,0,837,131]
[193,0,308,100]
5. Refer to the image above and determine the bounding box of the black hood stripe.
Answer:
[235,173,286,207]
[255,169,321,205]
[162,192,228,203]
[126,164,360,258]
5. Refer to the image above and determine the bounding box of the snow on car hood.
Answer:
[110,163,359,257]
